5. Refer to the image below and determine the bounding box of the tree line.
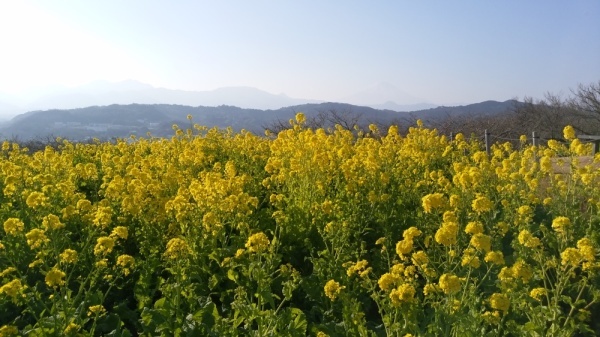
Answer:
[267,80,600,146]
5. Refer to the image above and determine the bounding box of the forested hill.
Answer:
[0,100,518,141]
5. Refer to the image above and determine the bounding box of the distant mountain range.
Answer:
[0,80,435,119]
[0,80,438,120]
[0,81,321,118]
[0,100,519,141]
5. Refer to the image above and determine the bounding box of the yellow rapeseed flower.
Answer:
[396,239,414,256]
[117,254,135,276]
[0,325,19,336]
[489,293,510,313]
[295,112,306,124]
[87,305,106,316]
[45,268,66,288]
[63,322,80,334]
[346,260,371,278]
[110,226,128,240]
[26,191,48,209]
[403,227,422,240]
[76,199,93,212]
[0,279,23,299]
[93,206,113,228]
[435,222,458,246]
[42,214,64,230]
[96,259,108,269]
[517,205,532,217]
[484,251,505,266]
[442,211,457,223]
[25,229,49,249]
[411,251,429,267]
[449,195,460,208]
[3,218,24,236]
[461,249,481,268]
[375,237,387,246]
[552,216,571,234]
[422,193,446,213]
[438,273,461,294]
[164,238,191,260]
[482,311,501,324]
[529,287,546,301]
[423,283,440,296]
[577,238,595,262]
[94,236,115,256]
[234,248,245,258]
[465,221,484,235]
[0,267,16,278]
[389,283,415,306]
[540,156,552,172]
[60,249,78,264]
[563,125,576,140]
[324,279,344,301]
[471,195,492,214]
[511,260,533,282]
[378,273,399,292]
[496,221,509,235]
[470,233,492,253]
[390,263,405,276]
[517,230,541,248]
[561,247,583,267]
[245,232,270,253]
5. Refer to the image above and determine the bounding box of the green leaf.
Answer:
[96,313,121,332]
[192,301,218,327]
[209,274,219,290]
[140,307,168,333]
[288,307,307,334]
[154,297,166,309]
[227,269,238,283]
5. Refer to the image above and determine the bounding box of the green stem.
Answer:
[563,277,588,328]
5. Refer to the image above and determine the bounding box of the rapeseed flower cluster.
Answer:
[245,232,270,253]
[551,216,571,234]
[3,218,24,236]
[517,230,541,248]
[324,279,344,301]
[346,260,371,278]
[422,193,446,213]
[389,283,416,306]
[489,293,510,313]
[25,229,48,249]
[438,273,461,294]
[0,121,597,335]
[0,279,23,299]
[164,238,191,259]
[45,268,66,288]
[471,194,493,214]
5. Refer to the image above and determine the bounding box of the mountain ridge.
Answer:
[0,80,439,119]
[0,100,519,141]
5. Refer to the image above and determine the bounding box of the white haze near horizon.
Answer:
[0,1,599,119]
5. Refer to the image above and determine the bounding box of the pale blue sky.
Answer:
[0,1,598,105]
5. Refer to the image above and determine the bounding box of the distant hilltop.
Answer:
[0,80,437,120]
[0,100,519,141]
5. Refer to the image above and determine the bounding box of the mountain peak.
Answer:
[343,82,429,106]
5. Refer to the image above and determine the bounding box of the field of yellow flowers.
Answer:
[0,115,599,336]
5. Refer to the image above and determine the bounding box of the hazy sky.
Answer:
[0,1,599,105]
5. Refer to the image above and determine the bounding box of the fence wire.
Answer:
[447,130,600,155]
